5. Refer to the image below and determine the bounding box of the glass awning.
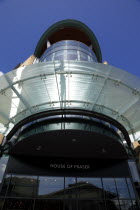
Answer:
[0,61,140,139]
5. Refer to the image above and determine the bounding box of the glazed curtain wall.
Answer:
[0,175,138,210]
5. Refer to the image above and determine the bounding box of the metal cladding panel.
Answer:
[7,156,130,177]
[9,130,127,159]
[0,61,140,137]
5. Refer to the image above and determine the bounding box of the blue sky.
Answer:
[0,0,140,77]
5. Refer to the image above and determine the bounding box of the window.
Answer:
[54,51,65,61]
[78,200,105,210]
[34,199,64,210]
[7,175,37,198]
[2,198,34,210]
[65,177,77,199]
[38,177,64,198]
[67,50,78,60]
[0,175,11,196]
[80,52,88,61]
[115,178,130,199]
[77,178,103,199]
[0,175,138,210]
[126,178,136,199]
[103,178,118,200]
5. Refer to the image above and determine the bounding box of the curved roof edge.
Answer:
[6,109,131,147]
[34,19,102,62]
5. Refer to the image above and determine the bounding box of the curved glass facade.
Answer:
[39,40,97,63]
[16,116,121,143]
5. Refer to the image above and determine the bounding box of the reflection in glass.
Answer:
[7,175,37,198]
[38,177,64,198]
[2,198,34,210]
[65,200,77,210]
[0,174,11,196]
[128,161,140,183]
[34,199,64,210]
[0,175,139,210]
[131,200,140,210]
[80,51,88,61]
[55,50,65,60]
[59,73,66,108]
[10,175,37,185]
[102,178,118,200]
[77,178,103,199]
[115,178,130,199]
[67,50,78,60]
[0,156,9,185]
[8,186,35,198]
[44,54,53,61]
[119,200,134,210]
[0,198,4,210]
[126,178,136,199]
[105,200,120,210]
[39,40,97,63]
[65,177,77,199]
[78,200,105,210]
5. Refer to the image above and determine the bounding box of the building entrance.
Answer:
[0,175,139,209]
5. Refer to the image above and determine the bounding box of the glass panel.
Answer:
[10,175,37,186]
[67,50,78,60]
[65,200,77,210]
[131,200,140,210]
[54,50,65,60]
[80,52,88,61]
[88,55,93,62]
[44,54,54,61]
[0,156,9,185]
[77,178,103,199]
[119,200,133,210]
[2,58,140,135]
[128,161,140,183]
[115,178,130,199]
[40,40,97,63]
[105,199,120,210]
[65,177,77,199]
[126,178,136,199]
[34,199,64,210]
[7,185,36,197]
[0,198,4,210]
[78,200,105,210]
[0,174,11,196]
[38,176,64,198]
[7,175,37,198]
[103,178,118,200]
[2,198,34,210]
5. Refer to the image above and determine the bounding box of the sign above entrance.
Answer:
[50,163,90,170]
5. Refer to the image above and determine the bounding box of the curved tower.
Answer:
[0,20,140,209]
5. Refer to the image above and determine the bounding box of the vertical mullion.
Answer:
[126,178,135,210]
[76,177,78,210]
[64,176,65,210]
[114,178,121,210]
[1,174,12,210]
[0,156,9,194]
[101,178,107,210]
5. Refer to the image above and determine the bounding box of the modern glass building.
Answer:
[0,19,140,209]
